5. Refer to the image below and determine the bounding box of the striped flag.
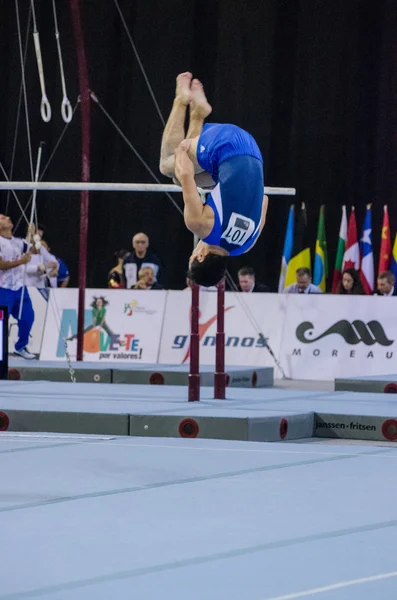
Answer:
[313,205,328,292]
[342,207,360,271]
[278,205,294,292]
[285,203,311,287]
[379,205,391,274]
[359,205,374,294]
[331,206,347,292]
[391,234,397,280]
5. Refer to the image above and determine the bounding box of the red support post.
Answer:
[70,0,90,362]
[188,283,200,401]
[214,278,226,399]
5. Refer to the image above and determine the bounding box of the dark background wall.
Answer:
[0,0,395,290]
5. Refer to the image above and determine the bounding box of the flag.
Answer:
[342,206,360,271]
[331,206,347,292]
[359,204,374,294]
[278,205,294,292]
[285,203,311,287]
[391,234,397,281]
[313,205,328,291]
[378,205,391,274]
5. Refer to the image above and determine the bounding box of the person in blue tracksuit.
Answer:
[0,215,35,358]
[159,72,268,287]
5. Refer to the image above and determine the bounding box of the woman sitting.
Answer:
[335,268,366,295]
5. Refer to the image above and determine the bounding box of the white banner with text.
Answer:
[40,289,166,362]
[280,294,397,379]
[35,289,397,380]
[158,290,287,368]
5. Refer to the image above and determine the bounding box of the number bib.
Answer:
[221,212,255,247]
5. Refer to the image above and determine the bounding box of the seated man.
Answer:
[373,271,397,296]
[237,266,270,293]
[133,267,164,290]
[123,232,162,289]
[283,267,322,294]
[159,72,268,287]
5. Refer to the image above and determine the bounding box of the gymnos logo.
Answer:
[292,320,394,360]
[171,306,267,364]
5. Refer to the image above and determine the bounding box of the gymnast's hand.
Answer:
[175,139,194,183]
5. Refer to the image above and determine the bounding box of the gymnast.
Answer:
[160,72,268,287]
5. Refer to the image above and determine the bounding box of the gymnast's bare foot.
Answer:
[175,72,193,105]
[190,78,212,117]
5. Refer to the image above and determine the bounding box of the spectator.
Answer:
[0,214,35,359]
[373,271,397,296]
[25,241,59,289]
[39,241,70,288]
[27,226,70,288]
[237,266,270,293]
[283,267,322,294]
[133,266,164,290]
[56,257,70,287]
[108,249,129,288]
[123,232,162,289]
[335,268,366,295]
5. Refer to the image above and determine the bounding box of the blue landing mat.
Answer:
[0,435,396,599]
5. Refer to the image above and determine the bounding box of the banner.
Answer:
[8,288,49,356]
[35,288,397,380]
[158,291,287,369]
[280,294,397,380]
[40,289,166,362]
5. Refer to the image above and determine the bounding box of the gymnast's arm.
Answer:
[0,252,31,270]
[175,143,207,236]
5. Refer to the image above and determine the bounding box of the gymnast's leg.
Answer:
[159,74,212,180]
[186,79,215,188]
[159,72,192,178]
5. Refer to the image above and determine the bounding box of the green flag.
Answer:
[313,206,328,291]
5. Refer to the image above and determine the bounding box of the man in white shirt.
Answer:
[283,267,323,294]
[25,248,59,289]
[373,271,397,296]
[0,214,51,359]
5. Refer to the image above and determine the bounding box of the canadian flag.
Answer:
[342,207,360,271]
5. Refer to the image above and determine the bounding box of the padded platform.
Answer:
[335,373,397,394]
[2,434,397,599]
[7,359,273,388]
[1,381,397,443]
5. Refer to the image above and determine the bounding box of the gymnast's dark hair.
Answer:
[188,254,228,287]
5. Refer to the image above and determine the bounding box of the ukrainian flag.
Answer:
[313,205,328,291]
[391,234,397,280]
[278,205,294,292]
[285,203,311,287]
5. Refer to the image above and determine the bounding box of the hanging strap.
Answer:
[30,0,52,122]
[52,0,72,123]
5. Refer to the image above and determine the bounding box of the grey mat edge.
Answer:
[1,408,396,444]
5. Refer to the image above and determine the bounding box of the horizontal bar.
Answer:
[0,181,296,195]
